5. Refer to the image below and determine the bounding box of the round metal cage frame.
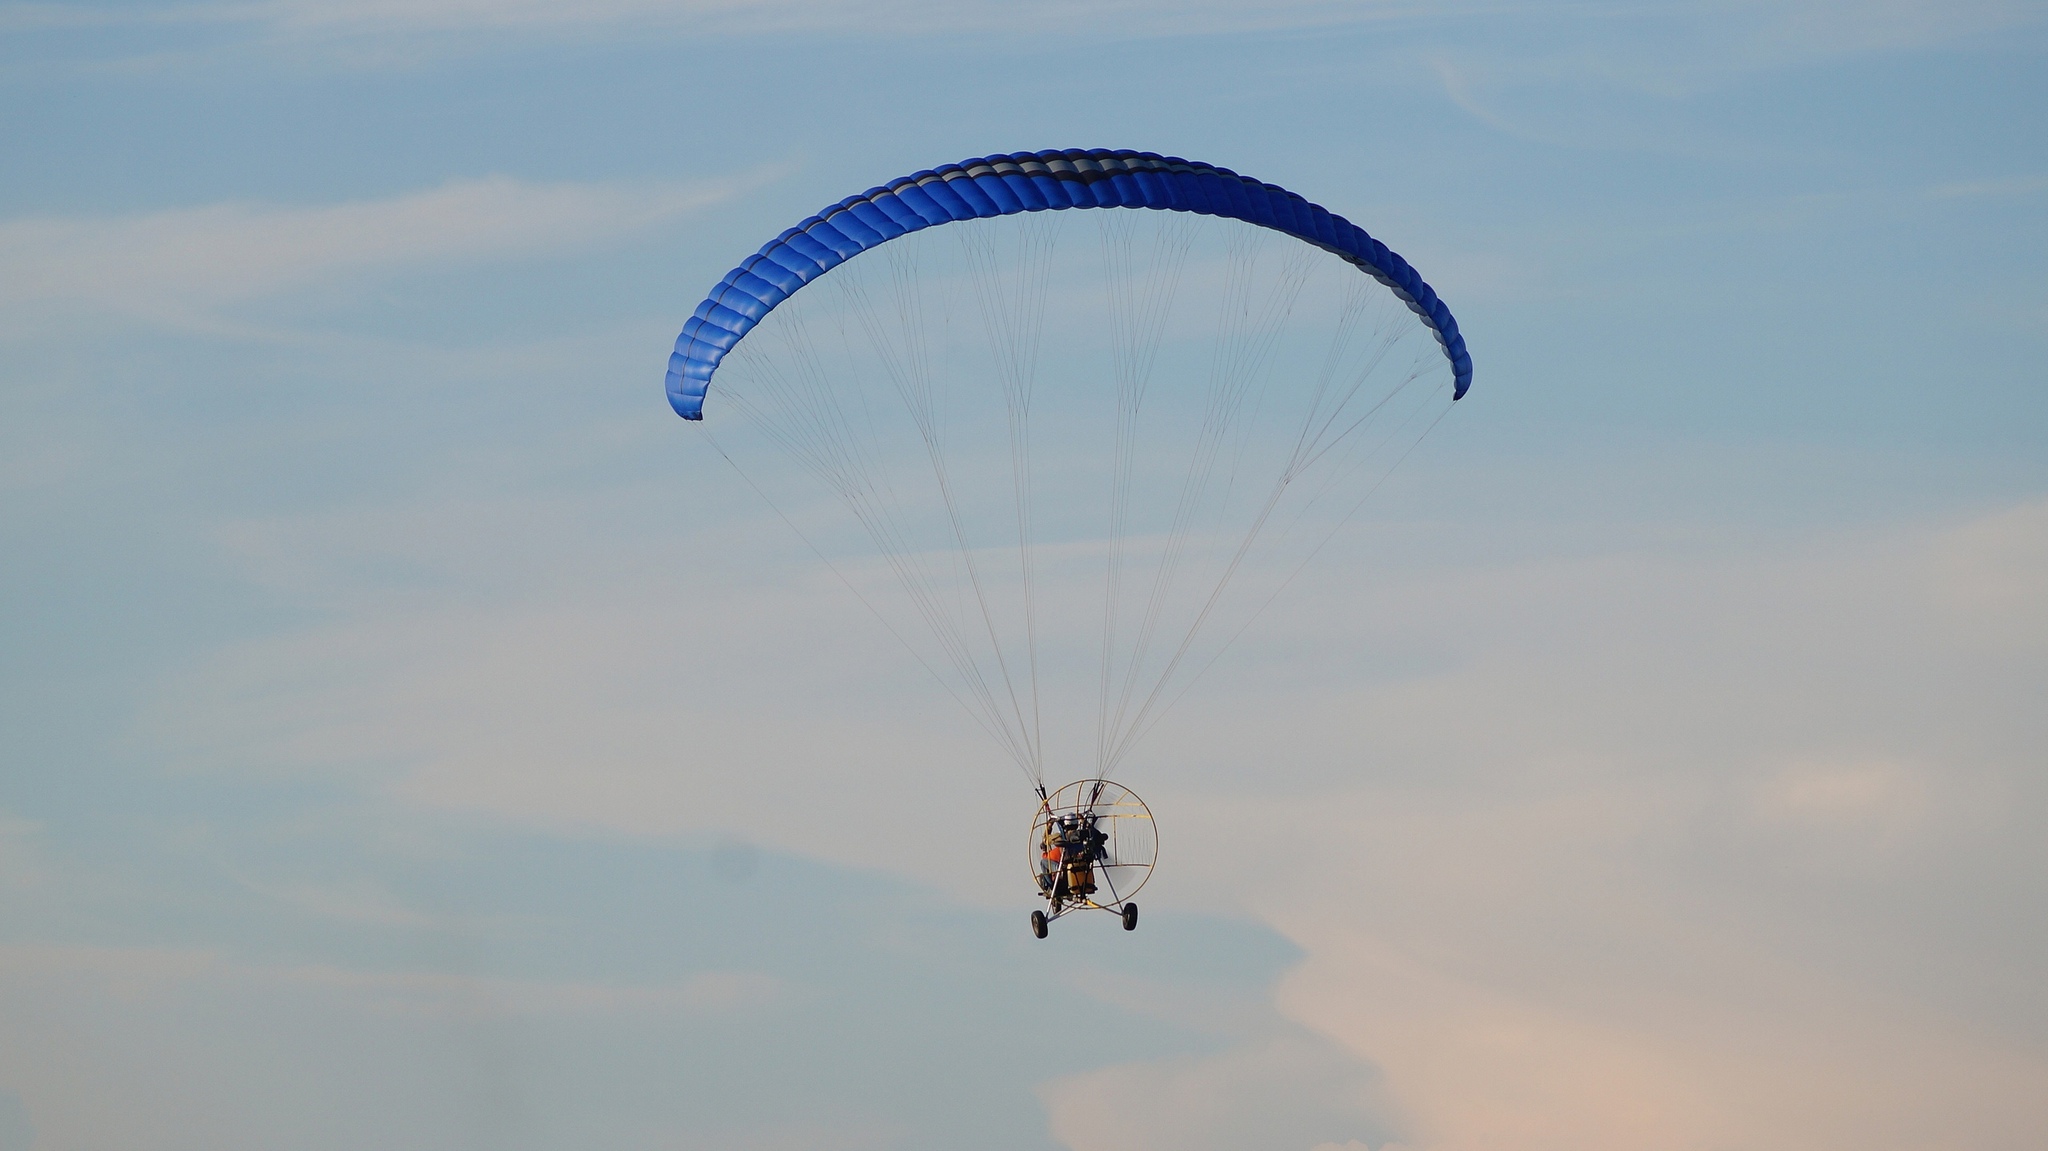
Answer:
[1029,778,1156,927]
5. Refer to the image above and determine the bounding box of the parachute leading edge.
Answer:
[666,149,1474,419]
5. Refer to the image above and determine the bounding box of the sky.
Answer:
[2,2,2047,1149]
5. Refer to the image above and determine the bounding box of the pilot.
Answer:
[1061,816,1104,898]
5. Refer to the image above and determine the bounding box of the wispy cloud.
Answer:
[276,963,784,1016]
[231,875,444,927]
[1042,1030,1394,1151]
[164,474,2011,1148]
[0,941,781,1016]
[0,173,754,337]
[1753,0,2046,59]
[14,0,2015,54]
[86,0,2048,45]
[1751,758,1927,832]
[1418,0,2046,121]
[1,0,1445,40]
[10,0,2037,93]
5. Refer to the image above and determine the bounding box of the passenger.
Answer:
[1039,821,1067,899]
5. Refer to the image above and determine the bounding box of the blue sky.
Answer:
[3,2,2046,1149]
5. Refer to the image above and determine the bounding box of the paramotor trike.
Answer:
[1029,779,1156,938]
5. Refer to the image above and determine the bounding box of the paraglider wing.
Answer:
[666,149,1472,421]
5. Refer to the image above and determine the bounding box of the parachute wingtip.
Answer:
[667,376,706,420]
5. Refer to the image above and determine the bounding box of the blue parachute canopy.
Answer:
[667,149,1472,419]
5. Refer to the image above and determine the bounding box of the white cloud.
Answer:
[1279,928,1731,1151]
[1041,1030,1395,1151]
[1122,501,2048,1150]
[0,941,780,1016]
[1751,757,1925,830]
[128,438,2048,1150]
[275,964,784,1016]
[1269,913,2048,1151]
[0,940,789,1151]
[142,494,1020,896]
[0,174,747,337]
[231,875,443,926]
[1932,497,2048,649]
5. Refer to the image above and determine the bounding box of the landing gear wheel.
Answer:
[1031,910,1048,939]
[1121,902,1139,931]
